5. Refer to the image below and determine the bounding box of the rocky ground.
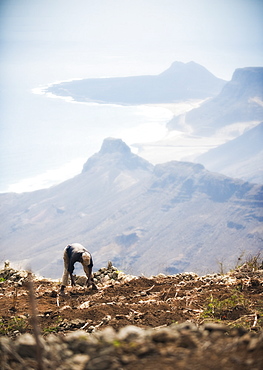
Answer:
[0,261,263,369]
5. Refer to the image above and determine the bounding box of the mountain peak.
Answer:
[160,61,224,80]
[99,138,131,155]
[82,138,153,173]
[157,61,226,99]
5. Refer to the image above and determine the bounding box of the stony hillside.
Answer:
[168,67,263,135]
[1,138,262,278]
[195,122,263,184]
[0,260,262,369]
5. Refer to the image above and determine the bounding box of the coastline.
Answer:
[33,81,206,120]
[143,99,207,116]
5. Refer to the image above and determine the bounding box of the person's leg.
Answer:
[61,249,70,291]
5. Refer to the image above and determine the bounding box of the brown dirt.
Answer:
[1,272,263,334]
[0,266,263,369]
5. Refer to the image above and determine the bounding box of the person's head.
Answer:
[82,252,91,267]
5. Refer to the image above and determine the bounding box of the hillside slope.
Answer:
[168,67,263,136]
[0,138,262,278]
[196,122,263,184]
[0,262,263,369]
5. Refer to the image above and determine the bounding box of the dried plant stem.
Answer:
[56,294,60,307]
[252,312,258,327]
[27,272,44,370]
[12,288,17,311]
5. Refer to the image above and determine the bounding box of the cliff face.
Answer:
[196,122,263,184]
[168,67,263,135]
[227,67,263,99]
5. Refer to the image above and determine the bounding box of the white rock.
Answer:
[78,301,90,309]
[117,325,144,342]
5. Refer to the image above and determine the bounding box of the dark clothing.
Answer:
[61,243,96,290]
[65,244,93,274]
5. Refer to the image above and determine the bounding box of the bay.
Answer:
[0,82,173,193]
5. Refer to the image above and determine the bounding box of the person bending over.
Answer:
[60,243,97,292]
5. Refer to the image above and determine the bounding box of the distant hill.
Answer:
[0,138,262,278]
[46,61,226,104]
[168,67,263,135]
[196,122,263,184]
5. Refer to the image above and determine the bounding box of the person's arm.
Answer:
[68,259,76,286]
[83,262,97,290]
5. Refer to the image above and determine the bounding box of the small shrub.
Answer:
[235,252,263,270]
[43,326,60,334]
[0,316,28,335]
[202,290,249,320]
[42,316,63,334]
[244,252,263,270]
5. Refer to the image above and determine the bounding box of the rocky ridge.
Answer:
[168,67,263,135]
[1,138,262,278]
[0,260,263,369]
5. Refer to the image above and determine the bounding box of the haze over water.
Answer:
[1,87,173,193]
[1,0,262,193]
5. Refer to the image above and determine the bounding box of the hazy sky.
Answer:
[0,0,263,193]
[1,0,263,81]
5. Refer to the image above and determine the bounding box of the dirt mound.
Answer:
[0,262,263,369]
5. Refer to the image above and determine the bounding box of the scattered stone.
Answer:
[60,305,71,311]
[78,301,90,309]
[94,327,116,343]
[1,323,262,369]
[74,276,87,286]
[0,261,262,369]
[117,325,144,342]
[15,333,42,358]
[203,322,229,333]
[151,327,179,342]
[64,353,90,370]
[0,266,31,284]
[92,262,136,286]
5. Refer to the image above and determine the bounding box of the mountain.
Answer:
[46,61,226,104]
[82,137,153,173]
[195,122,263,184]
[0,138,262,278]
[168,67,263,135]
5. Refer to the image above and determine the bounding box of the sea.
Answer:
[0,79,175,193]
